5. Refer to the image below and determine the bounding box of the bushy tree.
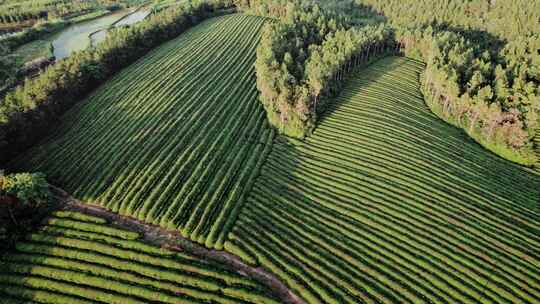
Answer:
[0,171,50,239]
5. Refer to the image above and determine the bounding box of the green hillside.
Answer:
[0,211,278,303]
[2,0,539,303]
[226,57,540,303]
[11,14,274,249]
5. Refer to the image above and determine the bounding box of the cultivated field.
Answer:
[0,211,277,303]
[225,57,540,304]
[12,14,274,249]
[7,13,539,304]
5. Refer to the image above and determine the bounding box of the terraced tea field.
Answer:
[0,211,278,303]
[12,14,274,249]
[226,57,540,304]
[7,13,539,304]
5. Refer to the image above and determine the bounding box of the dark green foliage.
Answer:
[357,0,540,41]
[0,171,50,246]
[0,172,50,207]
[357,0,540,165]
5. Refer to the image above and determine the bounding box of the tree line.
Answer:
[0,0,235,164]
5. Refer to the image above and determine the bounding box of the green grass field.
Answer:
[225,57,540,304]
[12,14,274,250]
[0,211,278,303]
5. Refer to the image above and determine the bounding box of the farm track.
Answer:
[0,189,287,303]
[12,14,274,250]
[226,57,540,304]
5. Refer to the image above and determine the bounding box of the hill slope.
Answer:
[226,57,540,304]
[0,211,278,303]
[12,14,274,249]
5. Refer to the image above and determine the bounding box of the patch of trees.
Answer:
[358,0,540,166]
[397,29,539,165]
[0,0,235,165]
[0,171,50,243]
[242,0,396,137]
[357,0,540,42]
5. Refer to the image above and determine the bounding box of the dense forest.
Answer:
[237,0,396,137]
[0,171,50,244]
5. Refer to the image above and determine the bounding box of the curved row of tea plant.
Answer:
[0,0,234,164]
[0,210,279,303]
[11,14,274,250]
[225,56,540,304]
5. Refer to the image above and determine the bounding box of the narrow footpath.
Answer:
[51,187,305,304]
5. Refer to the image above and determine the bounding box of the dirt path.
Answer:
[51,187,305,304]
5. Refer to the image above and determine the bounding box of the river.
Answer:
[51,9,150,60]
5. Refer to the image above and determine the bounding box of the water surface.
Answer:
[51,11,126,59]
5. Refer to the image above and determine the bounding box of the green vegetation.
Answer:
[1,1,538,303]
[239,0,395,138]
[11,39,53,66]
[0,0,144,26]
[359,0,540,40]
[0,172,50,207]
[0,0,233,164]
[358,0,540,165]
[0,210,279,303]
[12,14,273,250]
[0,171,51,244]
[226,57,540,303]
